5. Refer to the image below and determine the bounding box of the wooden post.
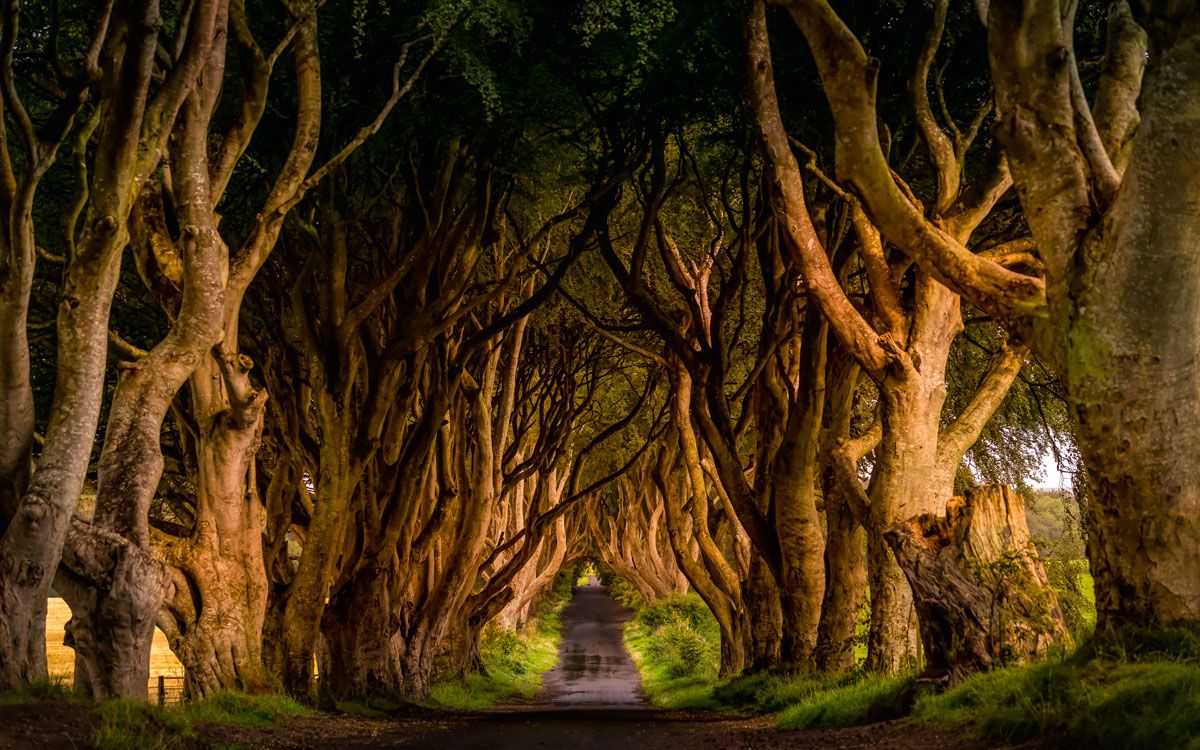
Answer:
[157,675,166,705]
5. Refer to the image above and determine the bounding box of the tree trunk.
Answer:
[0,241,129,690]
[321,565,401,697]
[158,374,271,699]
[864,534,920,674]
[55,527,167,699]
[815,489,867,673]
[887,485,1071,683]
[1063,24,1200,634]
[744,554,782,670]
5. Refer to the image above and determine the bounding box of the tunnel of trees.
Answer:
[0,0,1196,720]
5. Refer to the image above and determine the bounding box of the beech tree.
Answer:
[0,0,221,691]
[746,0,1070,677]
[748,0,1199,646]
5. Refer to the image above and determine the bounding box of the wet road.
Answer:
[534,581,645,708]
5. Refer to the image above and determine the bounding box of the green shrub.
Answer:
[635,595,713,632]
[655,621,711,678]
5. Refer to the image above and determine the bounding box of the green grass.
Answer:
[0,686,312,750]
[181,690,310,728]
[621,591,919,727]
[622,593,723,709]
[91,691,311,749]
[0,677,81,705]
[776,675,916,729]
[421,572,574,711]
[94,700,194,750]
[915,657,1200,749]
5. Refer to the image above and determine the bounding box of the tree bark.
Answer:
[158,352,271,698]
[887,485,1071,684]
[815,488,866,673]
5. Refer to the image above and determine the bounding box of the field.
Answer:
[46,597,183,682]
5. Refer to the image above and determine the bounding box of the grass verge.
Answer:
[618,588,916,725]
[420,571,574,711]
[914,657,1200,749]
[0,686,310,750]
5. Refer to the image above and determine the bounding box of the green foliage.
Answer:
[915,659,1200,749]
[633,594,714,632]
[645,622,711,679]
[623,593,721,708]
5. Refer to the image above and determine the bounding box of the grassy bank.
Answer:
[0,681,310,750]
[616,578,1198,747]
[421,571,574,711]
[914,629,1200,749]
[618,587,918,721]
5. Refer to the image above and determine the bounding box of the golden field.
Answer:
[46,597,183,680]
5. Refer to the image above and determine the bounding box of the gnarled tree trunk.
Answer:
[887,485,1070,683]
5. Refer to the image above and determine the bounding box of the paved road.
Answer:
[535,582,645,708]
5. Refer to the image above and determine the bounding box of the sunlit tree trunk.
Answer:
[987,1,1200,634]
[58,2,228,698]
[0,0,207,690]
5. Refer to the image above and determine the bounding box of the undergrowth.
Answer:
[91,691,307,750]
[915,636,1200,749]
[618,587,915,723]
[419,569,575,711]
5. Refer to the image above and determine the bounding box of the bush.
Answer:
[622,592,722,708]
[635,595,713,632]
[650,621,711,678]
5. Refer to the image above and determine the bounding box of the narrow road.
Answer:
[535,579,644,708]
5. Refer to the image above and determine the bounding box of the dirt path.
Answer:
[533,581,644,708]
